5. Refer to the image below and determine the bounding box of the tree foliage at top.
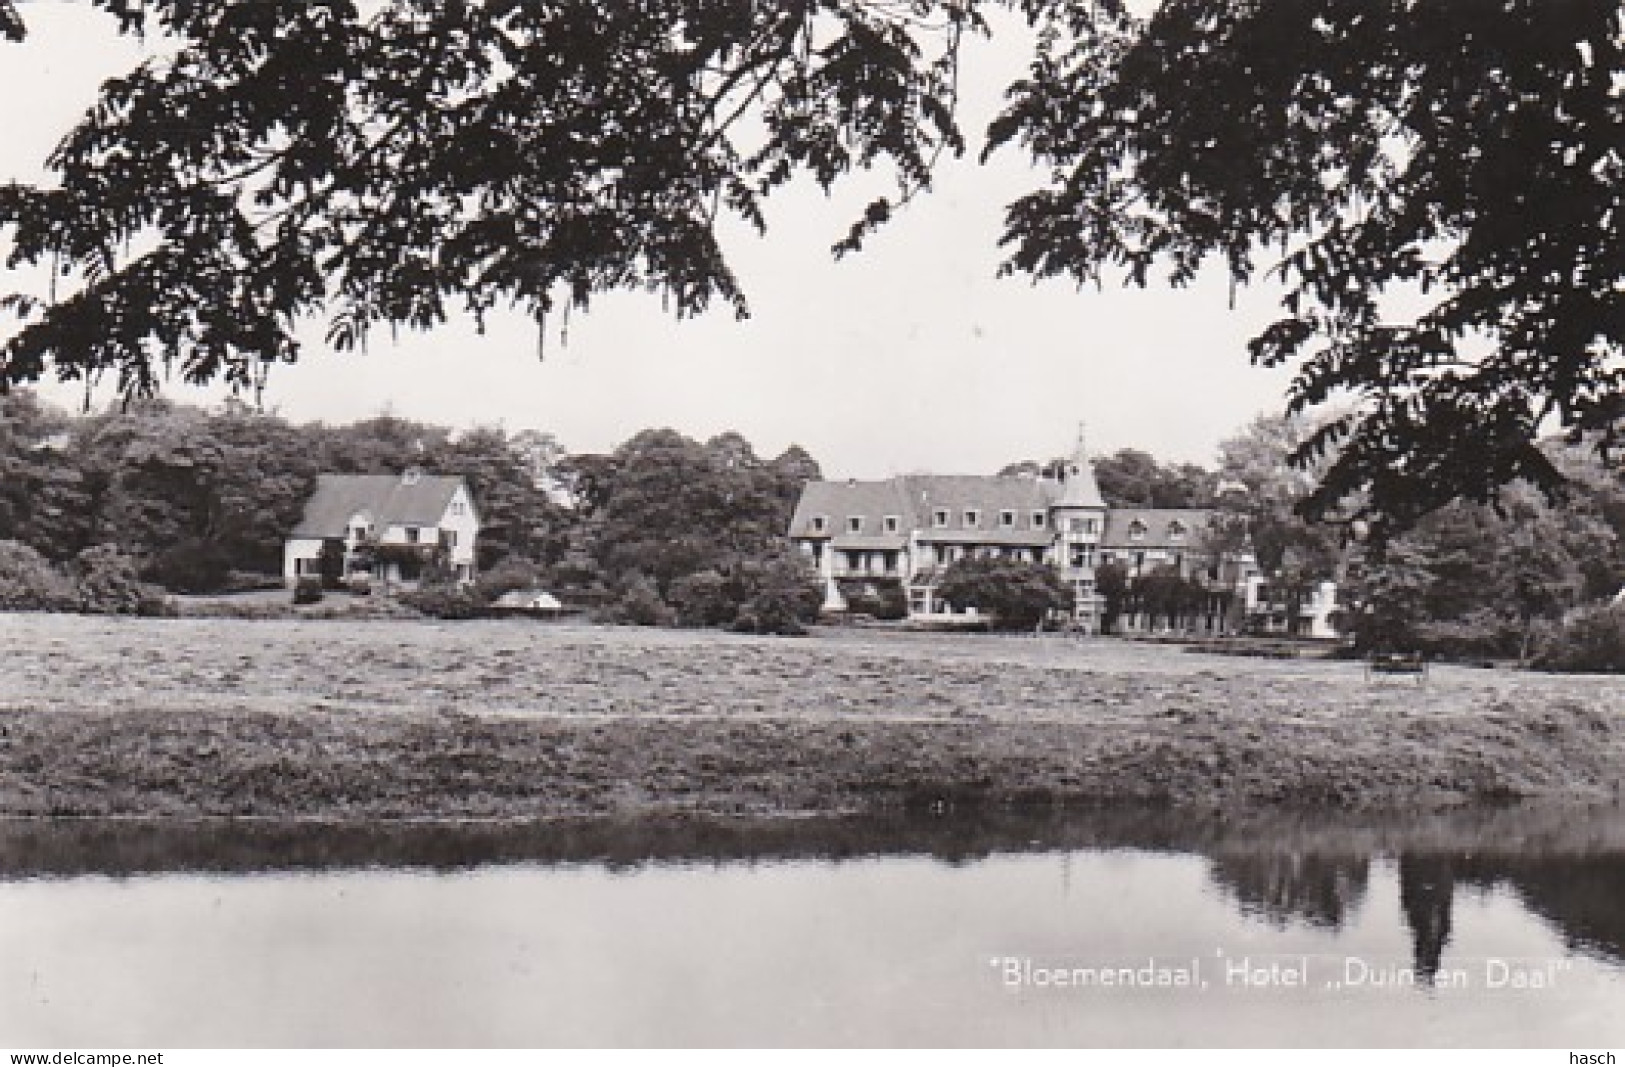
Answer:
[1211,412,1345,577]
[989,0,1625,538]
[0,0,976,397]
[1090,448,1215,508]
[7,0,1625,535]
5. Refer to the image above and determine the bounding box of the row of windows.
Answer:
[811,510,1050,534]
[344,525,458,548]
[928,545,1046,566]
[808,513,1188,540]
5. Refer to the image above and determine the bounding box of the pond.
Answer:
[2,807,1623,1047]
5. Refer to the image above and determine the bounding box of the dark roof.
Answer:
[899,475,1061,539]
[789,479,914,538]
[790,474,1061,539]
[1101,508,1212,550]
[291,473,470,538]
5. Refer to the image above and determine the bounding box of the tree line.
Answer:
[5,387,1625,662]
[0,390,825,632]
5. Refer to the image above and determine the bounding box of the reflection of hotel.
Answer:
[787,440,1259,632]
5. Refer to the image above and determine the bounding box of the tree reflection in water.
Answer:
[1399,853,1455,983]
[1206,851,1371,931]
[2,806,1623,970]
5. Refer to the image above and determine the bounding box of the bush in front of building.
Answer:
[730,556,823,636]
[936,556,1073,631]
[837,581,908,621]
[474,556,543,605]
[292,577,325,605]
[399,581,484,619]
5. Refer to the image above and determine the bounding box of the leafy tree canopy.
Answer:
[988,0,1625,537]
[0,0,975,395]
[6,0,1625,538]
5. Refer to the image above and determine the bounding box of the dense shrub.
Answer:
[733,557,823,634]
[146,537,233,594]
[0,540,77,611]
[1532,602,1625,673]
[399,581,483,619]
[601,574,675,627]
[224,570,288,593]
[473,556,541,604]
[74,544,170,615]
[667,570,735,627]
[733,587,814,636]
[292,577,325,605]
[1412,609,1522,661]
[664,558,822,633]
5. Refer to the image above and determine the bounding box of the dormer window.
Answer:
[1168,520,1187,542]
[883,515,900,534]
[811,515,828,534]
[999,510,1016,529]
[1128,519,1147,542]
[1032,512,1046,529]
[933,509,949,528]
[963,509,980,528]
[847,516,863,534]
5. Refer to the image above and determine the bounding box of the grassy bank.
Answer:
[1,614,1622,818]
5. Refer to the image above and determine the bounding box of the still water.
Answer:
[2,809,1624,1047]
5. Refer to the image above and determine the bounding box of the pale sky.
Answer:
[0,3,1298,477]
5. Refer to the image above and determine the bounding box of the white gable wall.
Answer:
[283,537,327,587]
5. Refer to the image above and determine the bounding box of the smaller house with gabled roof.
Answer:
[283,469,480,588]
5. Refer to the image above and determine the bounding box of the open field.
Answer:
[1,613,1622,818]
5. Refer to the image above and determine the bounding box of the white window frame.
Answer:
[963,509,980,528]
[933,509,950,528]
[1032,512,1046,529]
[848,516,863,534]
[999,510,1016,529]
[811,515,827,534]
[883,515,900,534]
